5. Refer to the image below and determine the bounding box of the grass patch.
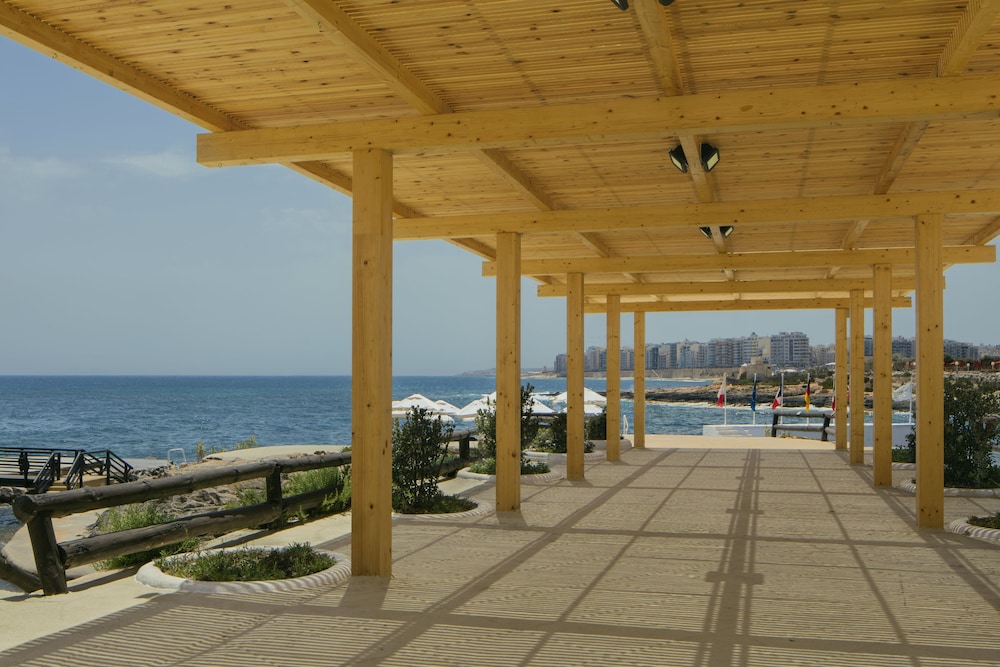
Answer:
[93,502,201,570]
[467,457,550,475]
[968,511,1000,530]
[394,494,476,515]
[156,543,334,582]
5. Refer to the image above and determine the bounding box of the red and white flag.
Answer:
[771,385,783,409]
[717,376,727,407]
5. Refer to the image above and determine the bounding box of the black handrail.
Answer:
[2,447,133,491]
[31,452,62,494]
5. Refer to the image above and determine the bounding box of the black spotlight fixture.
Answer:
[669,145,688,173]
[659,0,676,5]
[700,143,721,172]
[610,0,629,9]
[699,225,735,239]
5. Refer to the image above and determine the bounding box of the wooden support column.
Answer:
[915,213,945,528]
[566,272,585,480]
[633,312,646,449]
[496,232,522,511]
[351,148,393,577]
[849,289,866,465]
[873,264,894,486]
[835,308,849,451]
[606,295,621,461]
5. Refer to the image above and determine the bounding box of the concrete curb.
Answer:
[947,519,1000,542]
[895,480,1000,498]
[392,500,495,521]
[135,546,350,594]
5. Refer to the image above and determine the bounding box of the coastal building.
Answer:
[945,339,980,361]
[892,336,916,358]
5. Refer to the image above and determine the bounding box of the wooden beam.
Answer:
[395,190,1000,240]
[633,312,647,449]
[351,148,393,577]
[566,273,585,480]
[915,214,945,529]
[495,233,522,512]
[606,295,621,462]
[964,215,1000,246]
[484,246,995,277]
[538,278,916,298]
[835,308,849,451]
[936,0,1000,77]
[634,0,684,96]
[197,75,1000,166]
[872,264,894,486]
[849,289,866,465]
[584,296,910,314]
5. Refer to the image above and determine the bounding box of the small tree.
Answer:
[392,407,452,511]
[474,384,540,460]
[585,407,608,440]
[906,376,1000,488]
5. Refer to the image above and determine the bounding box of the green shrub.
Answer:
[93,502,201,570]
[905,376,1000,488]
[286,465,352,515]
[891,447,915,463]
[156,543,334,582]
[392,407,452,512]
[467,457,550,475]
[968,511,1000,529]
[474,384,541,460]
[585,408,608,440]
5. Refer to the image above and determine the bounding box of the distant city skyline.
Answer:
[2,39,999,376]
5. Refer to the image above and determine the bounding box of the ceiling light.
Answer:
[610,0,629,9]
[659,0,676,4]
[720,225,734,238]
[669,145,688,173]
[699,227,712,239]
[700,143,721,172]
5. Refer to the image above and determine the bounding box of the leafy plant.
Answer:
[156,543,334,582]
[905,376,1000,488]
[473,384,541,460]
[93,502,201,569]
[585,408,608,440]
[968,511,1000,530]
[467,457,550,476]
[392,407,452,512]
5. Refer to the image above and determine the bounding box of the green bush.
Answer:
[93,502,201,570]
[286,465,352,515]
[392,407,452,512]
[467,457,550,476]
[156,543,334,582]
[473,384,541,460]
[905,376,1000,488]
[585,408,608,440]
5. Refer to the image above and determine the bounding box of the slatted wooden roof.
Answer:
[4,0,999,309]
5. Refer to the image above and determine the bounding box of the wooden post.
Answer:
[606,295,621,461]
[496,232,522,511]
[835,307,849,451]
[26,514,67,595]
[872,264,894,486]
[566,272,585,480]
[915,213,945,528]
[633,311,646,449]
[351,148,393,576]
[849,289,866,465]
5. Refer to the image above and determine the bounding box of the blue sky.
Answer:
[1,38,997,375]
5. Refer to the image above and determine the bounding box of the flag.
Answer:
[771,385,783,409]
[804,374,811,411]
[750,374,758,412]
[717,376,727,407]
[831,393,835,411]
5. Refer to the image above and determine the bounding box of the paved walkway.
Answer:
[2,445,999,666]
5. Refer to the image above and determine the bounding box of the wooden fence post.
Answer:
[26,514,67,595]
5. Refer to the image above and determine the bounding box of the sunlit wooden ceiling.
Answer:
[3,0,999,309]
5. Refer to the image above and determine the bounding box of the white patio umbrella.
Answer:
[528,397,556,415]
[551,387,607,405]
[561,402,604,415]
[455,396,493,419]
[391,393,439,412]
[433,399,461,416]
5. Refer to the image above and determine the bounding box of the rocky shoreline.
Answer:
[621,382,837,408]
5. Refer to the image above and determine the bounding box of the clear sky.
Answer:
[1,38,997,376]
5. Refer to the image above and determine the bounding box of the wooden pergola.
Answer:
[4,0,1000,577]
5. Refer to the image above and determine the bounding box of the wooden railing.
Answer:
[12,451,351,595]
[770,408,834,441]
